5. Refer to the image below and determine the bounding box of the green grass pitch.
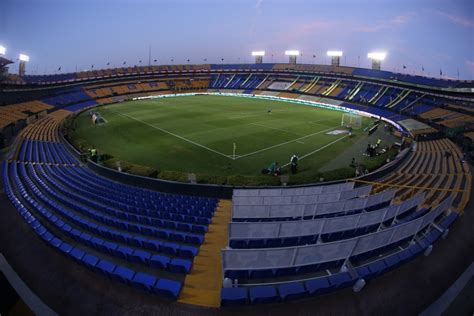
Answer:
[71,95,374,182]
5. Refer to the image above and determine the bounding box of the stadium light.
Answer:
[19,54,30,62]
[252,51,265,64]
[367,52,386,61]
[285,50,299,64]
[0,46,5,55]
[18,54,29,77]
[327,51,343,57]
[251,51,265,56]
[367,52,386,70]
[285,50,300,56]
[327,51,343,66]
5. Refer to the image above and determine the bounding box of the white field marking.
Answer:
[296,141,305,144]
[228,109,307,120]
[235,125,338,160]
[110,110,233,159]
[308,119,334,127]
[309,118,334,123]
[281,135,349,168]
[249,122,304,136]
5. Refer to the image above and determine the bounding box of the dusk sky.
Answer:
[0,0,473,79]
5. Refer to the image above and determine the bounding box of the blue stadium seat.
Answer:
[82,253,99,269]
[249,286,280,304]
[130,250,151,265]
[177,245,198,258]
[278,282,307,301]
[112,266,135,284]
[221,287,248,306]
[59,242,73,255]
[355,265,371,280]
[305,277,331,296]
[49,237,62,248]
[153,279,182,300]
[367,260,388,278]
[169,258,192,274]
[70,248,85,261]
[96,260,116,278]
[131,272,157,292]
[384,254,401,270]
[440,213,458,229]
[149,254,170,270]
[327,272,354,289]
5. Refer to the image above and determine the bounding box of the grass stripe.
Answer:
[110,110,233,159]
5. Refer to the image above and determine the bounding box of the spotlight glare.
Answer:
[19,54,30,62]
[367,52,386,61]
[327,51,343,57]
[251,51,265,56]
[285,50,300,56]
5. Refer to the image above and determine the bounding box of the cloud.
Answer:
[274,12,413,45]
[276,20,341,44]
[355,12,415,33]
[434,10,474,28]
[466,60,474,72]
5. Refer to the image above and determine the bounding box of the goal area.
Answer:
[341,113,362,129]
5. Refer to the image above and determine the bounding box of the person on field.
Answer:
[261,162,281,176]
[90,146,98,163]
[290,154,299,174]
[269,162,281,176]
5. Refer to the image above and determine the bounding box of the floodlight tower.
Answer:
[367,52,386,71]
[0,46,10,78]
[285,50,299,64]
[251,51,265,64]
[327,51,343,67]
[19,54,29,76]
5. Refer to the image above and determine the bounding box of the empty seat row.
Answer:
[228,194,424,248]
[37,164,209,233]
[72,166,217,209]
[223,197,453,281]
[50,165,212,223]
[15,164,194,272]
[19,139,76,165]
[221,272,354,305]
[2,161,182,300]
[24,164,204,246]
[222,210,458,305]
[232,189,397,221]
[63,165,216,217]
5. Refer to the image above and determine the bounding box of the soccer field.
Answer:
[71,95,378,184]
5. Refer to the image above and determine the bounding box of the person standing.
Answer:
[290,154,299,174]
[90,146,98,163]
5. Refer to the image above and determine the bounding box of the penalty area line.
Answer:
[110,110,233,160]
[281,135,349,168]
[235,125,338,160]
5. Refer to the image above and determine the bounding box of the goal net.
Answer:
[341,113,362,129]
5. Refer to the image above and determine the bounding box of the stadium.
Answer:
[0,1,473,315]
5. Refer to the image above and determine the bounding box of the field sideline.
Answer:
[71,95,382,182]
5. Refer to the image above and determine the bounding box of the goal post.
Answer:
[341,113,362,129]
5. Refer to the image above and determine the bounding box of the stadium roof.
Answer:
[0,56,13,67]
